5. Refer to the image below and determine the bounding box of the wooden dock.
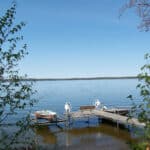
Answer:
[68,109,145,128]
[31,107,145,128]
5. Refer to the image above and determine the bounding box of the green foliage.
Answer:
[130,142,149,150]
[128,53,150,149]
[0,2,36,149]
[137,54,150,118]
[121,1,150,149]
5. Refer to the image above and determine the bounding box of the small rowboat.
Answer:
[35,110,57,121]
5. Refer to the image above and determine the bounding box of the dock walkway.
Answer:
[32,108,145,128]
[69,109,145,128]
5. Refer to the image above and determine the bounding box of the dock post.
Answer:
[65,114,68,128]
[55,116,57,126]
[87,116,90,126]
[68,114,71,126]
[98,117,101,124]
[65,113,71,128]
[117,121,119,129]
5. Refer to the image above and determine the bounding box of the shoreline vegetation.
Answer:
[0,76,138,81]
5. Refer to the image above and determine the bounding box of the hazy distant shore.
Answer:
[0,76,138,81]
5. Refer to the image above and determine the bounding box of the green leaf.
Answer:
[127,94,133,100]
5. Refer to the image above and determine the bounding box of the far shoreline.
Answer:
[0,76,138,82]
[18,76,138,81]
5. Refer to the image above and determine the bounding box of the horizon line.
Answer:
[0,76,138,81]
[20,76,138,81]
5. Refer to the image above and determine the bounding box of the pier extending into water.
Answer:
[32,107,145,128]
[68,109,145,128]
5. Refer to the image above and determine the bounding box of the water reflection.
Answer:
[35,126,57,144]
[35,123,135,149]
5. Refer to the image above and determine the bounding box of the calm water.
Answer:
[33,79,139,113]
[30,79,140,149]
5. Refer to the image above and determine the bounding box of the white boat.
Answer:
[34,110,57,121]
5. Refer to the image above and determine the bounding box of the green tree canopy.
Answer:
[0,2,36,149]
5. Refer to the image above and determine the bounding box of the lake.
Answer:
[33,79,140,113]
[31,79,140,149]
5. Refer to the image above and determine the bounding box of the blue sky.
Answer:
[1,0,150,78]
